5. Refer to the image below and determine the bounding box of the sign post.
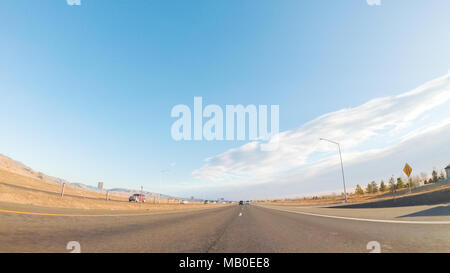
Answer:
[403,163,413,193]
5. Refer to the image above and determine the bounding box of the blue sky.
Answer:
[0,0,449,200]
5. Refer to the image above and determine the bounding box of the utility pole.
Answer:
[60,183,66,198]
[320,138,348,203]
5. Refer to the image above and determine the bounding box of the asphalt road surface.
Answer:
[1,204,449,253]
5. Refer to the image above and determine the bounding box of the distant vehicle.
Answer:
[239,201,244,205]
[129,193,146,202]
[180,200,189,204]
[204,200,209,204]
[245,200,251,205]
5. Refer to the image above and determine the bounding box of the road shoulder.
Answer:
[257,203,450,224]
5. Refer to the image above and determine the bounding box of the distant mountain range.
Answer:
[0,153,180,200]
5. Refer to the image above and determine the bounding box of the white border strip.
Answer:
[258,205,450,225]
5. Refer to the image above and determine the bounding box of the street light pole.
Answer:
[320,138,348,203]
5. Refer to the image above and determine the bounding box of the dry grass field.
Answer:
[0,168,225,211]
[257,182,450,206]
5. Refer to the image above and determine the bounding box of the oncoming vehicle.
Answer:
[245,200,251,205]
[129,193,146,202]
[239,201,244,205]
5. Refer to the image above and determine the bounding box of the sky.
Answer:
[0,0,449,200]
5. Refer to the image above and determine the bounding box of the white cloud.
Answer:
[192,72,450,197]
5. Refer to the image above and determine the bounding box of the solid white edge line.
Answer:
[257,205,450,225]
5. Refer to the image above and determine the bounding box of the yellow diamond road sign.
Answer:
[403,163,412,177]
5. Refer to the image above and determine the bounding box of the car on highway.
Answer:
[245,200,251,205]
[129,193,146,202]
[180,200,189,204]
[239,201,244,205]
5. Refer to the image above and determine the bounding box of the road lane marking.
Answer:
[239,212,242,216]
[259,206,450,225]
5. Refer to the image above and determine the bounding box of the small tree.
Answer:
[366,183,373,194]
[432,170,438,183]
[379,180,386,192]
[397,177,405,189]
[389,177,397,193]
[355,184,364,195]
[371,181,378,193]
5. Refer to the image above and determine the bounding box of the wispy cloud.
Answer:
[192,72,450,195]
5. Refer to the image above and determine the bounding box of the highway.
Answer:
[1,203,449,253]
